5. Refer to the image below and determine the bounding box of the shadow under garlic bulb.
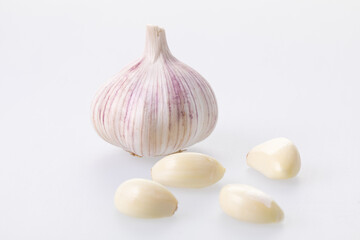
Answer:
[91,25,218,157]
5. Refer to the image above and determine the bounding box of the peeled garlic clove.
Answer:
[114,178,178,218]
[219,184,284,223]
[91,25,218,157]
[246,137,301,179]
[151,152,225,188]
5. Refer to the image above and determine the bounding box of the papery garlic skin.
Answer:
[114,179,178,218]
[91,25,218,157]
[152,152,225,188]
[219,184,284,223]
[246,138,301,179]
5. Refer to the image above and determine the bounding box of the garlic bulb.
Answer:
[91,25,218,157]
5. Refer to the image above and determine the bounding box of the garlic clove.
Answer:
[219,184,284,223]
[151,152,225,188]
[246,137,301,179]
[114,178,178,218]
[91,25,218,157]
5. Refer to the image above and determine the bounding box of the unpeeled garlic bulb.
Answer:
[246,137,301,179]
[91,25,218,157]
[219,184,284,223]
[114,178,178,218]
[151,152,225,188]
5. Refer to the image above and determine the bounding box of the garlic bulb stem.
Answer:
[144,25,172,62]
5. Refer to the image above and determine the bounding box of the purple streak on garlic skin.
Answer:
[91,25,218,157]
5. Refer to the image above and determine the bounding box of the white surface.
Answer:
[0,0,360,239]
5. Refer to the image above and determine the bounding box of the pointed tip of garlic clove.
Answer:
[151,152,225,188]
[219,184,284,224]
[246,137,301,179]
[114,178,178,218]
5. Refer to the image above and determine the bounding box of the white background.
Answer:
[1,0,360,239]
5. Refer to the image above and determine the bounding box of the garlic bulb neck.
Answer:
[144,25,173,62]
